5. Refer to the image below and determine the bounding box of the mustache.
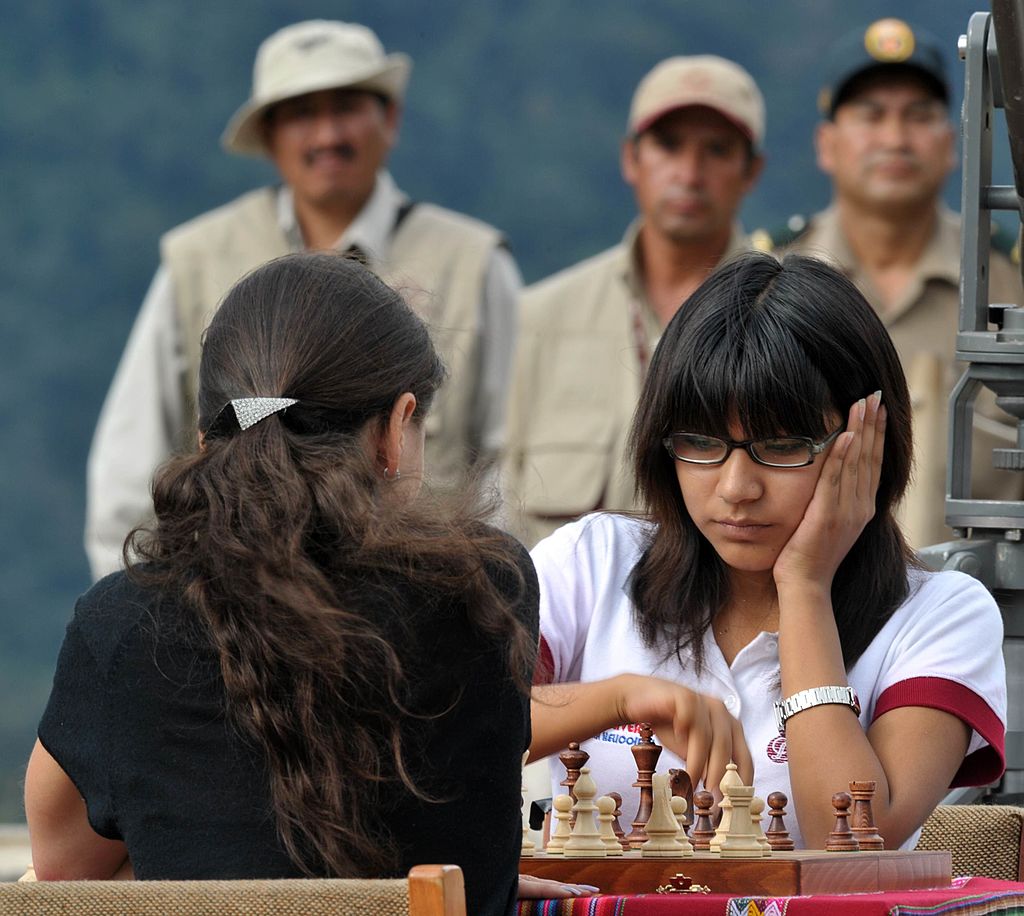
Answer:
[303,143,356,166]
[663,188,709,205]
[865,151,918,169]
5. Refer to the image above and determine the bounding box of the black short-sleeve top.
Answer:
[38,541,538,916]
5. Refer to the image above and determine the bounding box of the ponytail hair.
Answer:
[128,253,536,876]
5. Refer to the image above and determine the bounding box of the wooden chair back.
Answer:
[0,864,465,916]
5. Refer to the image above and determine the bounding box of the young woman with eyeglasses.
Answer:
[529,252,1006,850]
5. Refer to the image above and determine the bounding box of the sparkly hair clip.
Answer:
[230,397,298,429]
[204,397,298,438]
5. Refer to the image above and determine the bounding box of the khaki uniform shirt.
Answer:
[502,222,750,547]
[782,206,1024,548]
[86,173,520,579]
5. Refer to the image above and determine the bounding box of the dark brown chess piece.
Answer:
[625,724,662,848]
[559,741,589,826]
[608,791,629,850]
[690,789,716,851]
[825,791,861,851]
[849,780,885,850]
[765,791,795,851]
[668,767,694,830]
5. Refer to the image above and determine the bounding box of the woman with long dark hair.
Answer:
[530,252,1006,849]
[25,253,542,914]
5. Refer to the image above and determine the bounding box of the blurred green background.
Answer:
[0,1,1009,820]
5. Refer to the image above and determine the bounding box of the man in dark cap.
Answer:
[779,17,1024,548]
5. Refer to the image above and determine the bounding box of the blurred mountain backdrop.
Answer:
[0,0,1010,820]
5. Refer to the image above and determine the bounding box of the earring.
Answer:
[383,466,402,481]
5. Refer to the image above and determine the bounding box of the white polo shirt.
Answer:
[533,513,1007,850]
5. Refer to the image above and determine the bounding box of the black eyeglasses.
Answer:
[662,427,845,468]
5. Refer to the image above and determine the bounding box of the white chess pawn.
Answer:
[546,794,574,854]
[564,766,607,857]
[597,796,624,855]
[670,795,695,854]
[751,796,771,856]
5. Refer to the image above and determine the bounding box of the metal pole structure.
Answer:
[917,7,1024,802]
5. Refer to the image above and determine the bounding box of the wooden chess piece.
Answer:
[670,795,695,854]
[597,796,624,856]
[564,766,606,857]
[710,761,742,853]
[668,767,694,829]
[520,750,534,856]
[608,791,629,850]
[545,794,573,854]
[719,784,763,858]
[559,741,589,825]
[825,791,861,852]
[690,790,716,851]
[625,724,662,848]
[849,780,885,850]
[641,773,690,857]
[750,796,771,856]
[766,791,795,851]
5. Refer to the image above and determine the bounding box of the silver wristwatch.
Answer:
[773,686,861,735]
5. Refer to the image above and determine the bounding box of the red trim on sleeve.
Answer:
[873,676,1005,787]
[534,636,555,686]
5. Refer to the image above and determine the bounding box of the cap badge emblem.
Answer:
[864,18,915,63]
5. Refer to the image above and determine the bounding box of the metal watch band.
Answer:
[773,685,861,735]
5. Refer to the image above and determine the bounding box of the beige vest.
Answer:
[503,224,751,547]
[161,186,500,489]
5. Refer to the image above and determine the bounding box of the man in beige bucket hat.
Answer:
[502,55,765,547]
[86,20,522,579]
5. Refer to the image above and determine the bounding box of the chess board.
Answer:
[518,849,953,896]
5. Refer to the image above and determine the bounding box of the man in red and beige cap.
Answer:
[86,20,521,579]
[502,55,765,547]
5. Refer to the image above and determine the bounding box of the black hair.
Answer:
[628,251,916,672]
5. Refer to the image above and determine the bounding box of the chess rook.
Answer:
[849,780,885,850]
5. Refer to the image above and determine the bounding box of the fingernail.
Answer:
[872,390,882,404]
[576,885,600,894]
[858,398,867,419]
